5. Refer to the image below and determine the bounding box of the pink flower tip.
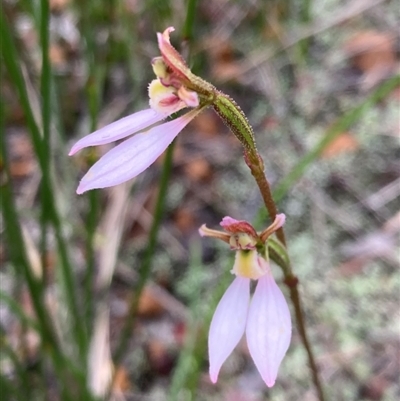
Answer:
[158,26,175,41]
[275,213,286,229]
[265,378,276,388]
[220,216,239,227]
[198,225,206,237]
[209,369,219,384]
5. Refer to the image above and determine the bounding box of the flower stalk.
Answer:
[212,91,325,401]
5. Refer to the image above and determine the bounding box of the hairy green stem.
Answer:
[213,90,325,400]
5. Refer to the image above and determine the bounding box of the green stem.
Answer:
[40,0,51,146]
[1,332,32,401]
[183,0,198,41]
[0,292,40,332]
[39,0,51,287]
[113,141,176,363]
[84,190,99,330]
[113,0,199,367]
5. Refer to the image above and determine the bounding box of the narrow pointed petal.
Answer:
[198,224,231,243]
[208,277,250,383]
[246,273,291,387]
[76,109,199,194]
[69,109,166,155]
[260,213,286,242]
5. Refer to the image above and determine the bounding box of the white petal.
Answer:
[246,273,291,387]
[208,277,250,383]
[69,108,166,155]
[76,110,198,194]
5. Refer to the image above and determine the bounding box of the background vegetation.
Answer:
[1,0,399,400]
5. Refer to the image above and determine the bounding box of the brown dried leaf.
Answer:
[7,133,36,179]
[383,211,400,234]
[191,109,220,138]
[146,339,174,375]
[212,61,243,83]
[173,208,197,233]
[358,376,390,401]
[50,0,70,12]
[321,132,359,158]
[344,31,396,90]
[112,365,131,393]
[9,159,36,177]
[137,285,165,317]
[344,31,395,72]
[183,158,213,182]
[49,44,67,68]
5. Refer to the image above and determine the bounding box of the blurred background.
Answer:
[1,0,399,400]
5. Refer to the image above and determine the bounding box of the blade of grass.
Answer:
[0,373,25,401]
[1,13,87,357]
[119,0,143,92]
[183,0,198,41]
[0,338,31,401]
[40,0,51,147]
[0,158,89,401]
[297,0,312,62]
[39,0,51,288]
[0,292,40,333]
[76,0,111,334]
[0,103,59,360]
[274,74,400,202]
[256,74,400,225]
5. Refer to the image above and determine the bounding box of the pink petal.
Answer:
[220,216,240,226]
[220,216,258,237]
[69,109,167,156]
[246,272,291,387]
[208,277,250,383]
[76,109,199,194]
[274,214,286,230]
[157,27,191,82]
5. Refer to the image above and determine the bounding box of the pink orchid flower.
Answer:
[199,214,291,387]
[69,27,206,194]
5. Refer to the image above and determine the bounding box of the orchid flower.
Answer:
[69,27,213,194]
[199,214,291,387]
